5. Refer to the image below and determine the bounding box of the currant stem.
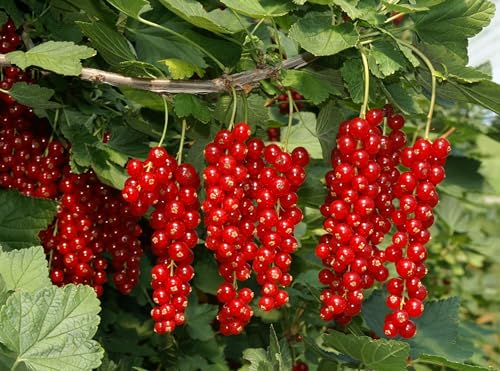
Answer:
[397,40,437,140]
[176,119,187,165]
[229,86,238,130]
[442,127,456,139]
[385,12,405,24]
[158,95,169,148]
[359,48,370,119]
[284,89,294,151]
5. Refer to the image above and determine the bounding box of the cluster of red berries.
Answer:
[202,122,309,335]
[0,18,143,297]
[203,123,257,335]
[316,108,395,324]
[250,143,309,311]
[383,130,450,338]
[41,171,143,296]
[316,106,450,338]
[276,90,304,114]
[122,147,201,334]
[0,19,21,53]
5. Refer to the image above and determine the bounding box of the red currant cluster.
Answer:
[316,106,450,338]
[276,90,304,114]
[41,171,143,296]
[0,64,66,199]
[0,19,21,53]
[383,134,450,338]
[250,143,309,311]
[203,123,256,335]
[202,122,309,335]
[317,108,396,324]
[122,147,201,334]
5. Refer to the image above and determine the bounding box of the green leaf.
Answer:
[0,12,7,27]
[77,21,137,67]
[0,285,103,370]
[362,291,471,362]
[0,190,57,251]
[106,126,150,159]
[214,94,268,128]
[341,58,364,104]
[158,0,244,34]
[130,24,207,72]
[220,0,293,18]
[7,82,62,110]
[0,1,24,27]
[368,40,407,78]
[435,195,470,233]
[289,12,359,56]
[0,246,51,293]
[105,0,152,19]
[448,80,500,115]
[446,65,491,84]
[267,325,292,370]
[416,354,493,371]
[60,109,129,189]
[297,162,329,208]
[323,330,410,371]
[243,348,272,371]
[282,69,343,105]
[193,251,223,295]
[412,0,495,61]
[6,41,96,76]
[185,303,218,341]
[121,88,165,111]
[331,0,383,25]
[161,58,205,79]
[382,81,423,114]
[118,60,164,78]
[316,100,342,160]
[174,94,211,123]
[281,112,322,159]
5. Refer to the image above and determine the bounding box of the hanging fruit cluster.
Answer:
[122,142,201,334]
[0,19,143,297]
[202,123,309,335]
[316,104,450,338]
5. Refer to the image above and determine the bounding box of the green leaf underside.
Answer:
[78,21,137,67]
[221,0,293,18]
[158,0,244,34]
[8,82,62,110]
[289,12,359,56]
[0,246,51,293]
[6,41,96,76]
[323,330,410,371]
[281,112,323,159]
[0,285,103,370]
[282,69,343,105]
[162,58,205,79]
[368,40,407,78]
[0,190,57,250]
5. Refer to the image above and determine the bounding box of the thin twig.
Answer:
[0,53,316,95]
